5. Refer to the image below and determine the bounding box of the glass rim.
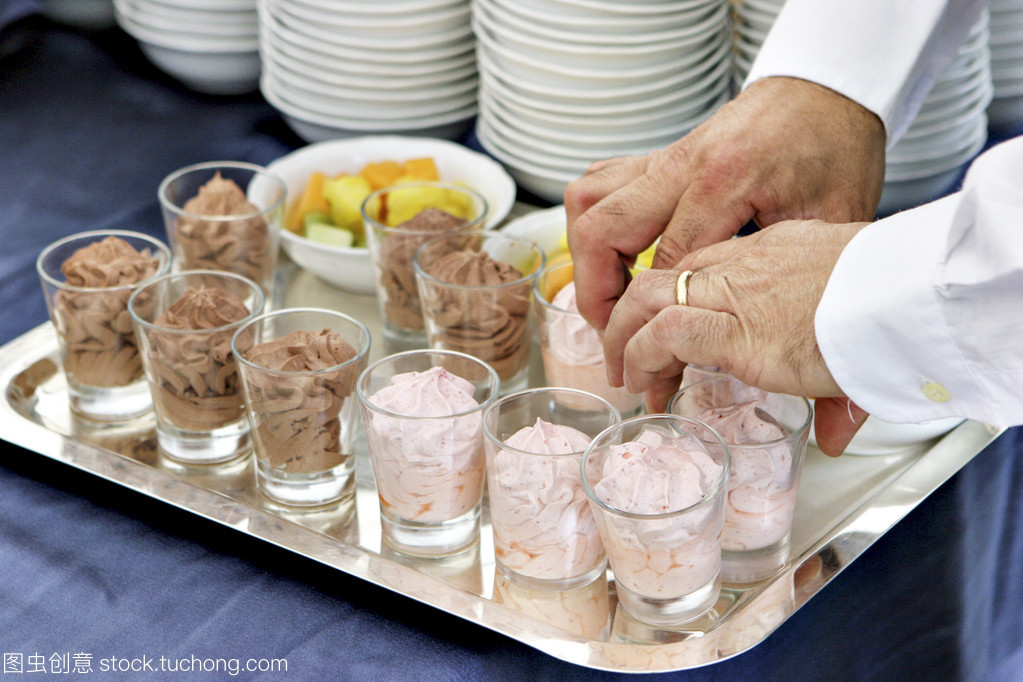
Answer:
[157,160,286,222]
[666,375,815,446]
[356,348,501,421]
[360,181,489,236]
[581,413,732,520]
[413,232,546,292]
[481,386,622,458]
[532,260,576,313]
[36,229,173,293]
[127,269,266,334]
[231,307,372,377]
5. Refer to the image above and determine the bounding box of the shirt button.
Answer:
[922,382,951,402]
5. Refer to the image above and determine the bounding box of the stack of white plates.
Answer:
[732,0,781,85]
[988,0,1023,134]
[258,0,478,143]
[112,0,260,95]
[473,0,734,203]
[880,10,992,214]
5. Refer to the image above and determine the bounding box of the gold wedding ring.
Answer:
[675,270,695,306]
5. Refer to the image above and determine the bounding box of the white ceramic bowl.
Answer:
[484,0,717,35]
[506,0,721,19]
[262,9,475,64]
[123,0,257,29]
[474,19,729,88]
[477,0,723,46]
[258,136,517,292]
[287,0,464,15]
[277,0,470,37]
[473,1,729,72]
[476,118,582,203]
[260,79,478,141]
[262,0,473,50]
[476,39,732,104]
[811,413,966,456]
[262,69,478,120]
[499,204,567,258]
[484,82,729,135]
[261,38,477,90]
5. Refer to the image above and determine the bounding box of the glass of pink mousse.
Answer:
[669,375,812,584]
[483,387,621,590]
[582,414,730,626]
[357,349,500,557]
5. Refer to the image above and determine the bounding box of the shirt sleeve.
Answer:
[815,136,1023,427]
[742,0,987,146]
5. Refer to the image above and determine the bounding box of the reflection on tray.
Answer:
[1,305,999,672]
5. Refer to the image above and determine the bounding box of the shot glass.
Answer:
[37,230,172,421]
[158,161,286,301]
[129,270,265,465]
[668,375,812,583]
[582,414,730,626]
[415,232,543,395]
[356,349,500,556]
[483,387,619,589]
[534,262,644,417]
[361,181,488,351]
[232,308,371,507]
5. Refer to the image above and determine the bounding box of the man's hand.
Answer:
[564,76,886,331]
[603,219,872,455]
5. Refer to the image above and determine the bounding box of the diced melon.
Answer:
[285,171,330,234]
[305,221,354,248]
[544,257,574,301]
[361,160,402,190]
[401,157,440,181]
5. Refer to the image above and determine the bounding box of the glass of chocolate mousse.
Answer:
[232,308,371,508]
[669,376,812,584]
[361,181,488,352]
[37,230,172,421]
[158,161,286,302]
[128,270,265,465]
[414,232,544,395]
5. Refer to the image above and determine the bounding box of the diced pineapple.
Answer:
[324,175,374,240]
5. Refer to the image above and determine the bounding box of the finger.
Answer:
[621,305,738,396]
[651,184,756,270]
[644,370,687,414]
[602,269,681,386]
[813,398,869,457]
[563,155,648,225]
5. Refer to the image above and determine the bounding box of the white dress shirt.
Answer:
[744,0,988,145]
[746,0,1022,426]
[816,138,1023,427]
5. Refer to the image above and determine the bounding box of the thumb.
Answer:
[813,398,869,457]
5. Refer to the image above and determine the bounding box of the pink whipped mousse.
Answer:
[592,430,724,598]
[488,418,604,581]
[696,401,797,551]
[366,366,484,522]
[542,282,643,413]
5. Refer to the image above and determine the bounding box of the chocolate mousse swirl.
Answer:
[421,250,530,380]
[54,236,160,387]
[174,172,271,289]
[244,329,359,474]
[147,286,250,430]
[377,207,468,332]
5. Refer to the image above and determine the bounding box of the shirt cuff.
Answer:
[815,194,973,424]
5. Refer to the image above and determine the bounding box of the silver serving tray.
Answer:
[0,258,1003,673]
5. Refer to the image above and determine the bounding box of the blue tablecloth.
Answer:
[1,17,1021,681]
